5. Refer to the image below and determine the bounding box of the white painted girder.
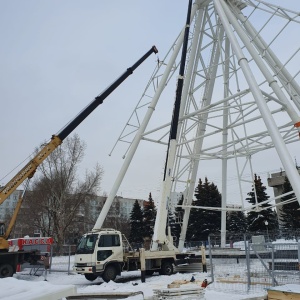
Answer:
[104,0,300,250]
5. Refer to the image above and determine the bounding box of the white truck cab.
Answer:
[74,229,124,282]
[74,228,179,282]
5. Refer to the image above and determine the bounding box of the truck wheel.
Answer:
[84,274,98,281]
[159,261,173,276]
[102,265,117,282]
[0,264,14,278]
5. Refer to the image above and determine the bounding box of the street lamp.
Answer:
[264,220,269,243]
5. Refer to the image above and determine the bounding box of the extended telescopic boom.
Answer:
[151,0,192,251]
[0,46,158,207]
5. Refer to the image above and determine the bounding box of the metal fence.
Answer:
[206,232,300,293]
[20,233,300,295]
[49,244,76,274]
[20,244,76,275]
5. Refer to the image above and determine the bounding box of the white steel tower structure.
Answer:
[94,0,300,250]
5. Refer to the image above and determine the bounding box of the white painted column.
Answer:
[178,22,224,252]
[232,6,300,111]
[214,0,300,206]
[221,36,230,248]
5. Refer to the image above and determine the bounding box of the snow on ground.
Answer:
[2,267,268,300]
[3,239,300,298]
[7,248,300,300]
[1,277,76,300]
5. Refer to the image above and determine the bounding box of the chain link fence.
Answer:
[19,244,76,276]
[48,244,76,274]
[19,231,300,296]
[206,231,300,293]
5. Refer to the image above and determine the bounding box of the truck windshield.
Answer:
[76,234,98,254]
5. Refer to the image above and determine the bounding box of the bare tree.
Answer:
[19,134,103,253]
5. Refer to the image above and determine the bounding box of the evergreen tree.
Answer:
[226,210,247,233]
[246,174,278,233]
[186,177,221,242]
[129,200,144,245]
[280,176,300,233]
[167,207,177,244]
[142,193,157,239]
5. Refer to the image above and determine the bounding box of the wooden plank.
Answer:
[268,289,300,300]
[174,262,210,273]
[153,286,205,300]
[217,278,272,286]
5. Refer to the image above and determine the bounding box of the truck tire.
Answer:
[159,261,173,276]
[0,264,14,278]
[84,274,98,281]
[102,265,117,282]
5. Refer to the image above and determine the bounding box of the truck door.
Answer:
[97,234,123,263]
[75,233,98,264]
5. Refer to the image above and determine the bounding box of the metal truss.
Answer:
[95,0,300,249]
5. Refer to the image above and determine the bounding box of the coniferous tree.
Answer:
[280,176,300,233]
[226,210,247,233]
[142,193,157,239]
[167,207,177,244]
[129,200,144,245]
[246,174,278,233]
[186,177,221,242]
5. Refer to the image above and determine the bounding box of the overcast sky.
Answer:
[1,0,300,204]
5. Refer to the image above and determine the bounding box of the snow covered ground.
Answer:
[8,270,268,300]
[3,240,300,300]
[0,256,270,300]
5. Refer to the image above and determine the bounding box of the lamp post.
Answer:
[264,220,269,243]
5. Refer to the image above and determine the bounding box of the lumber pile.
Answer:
[153,279,205,299]
[153,285,204,299]
[267,284,300,300]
